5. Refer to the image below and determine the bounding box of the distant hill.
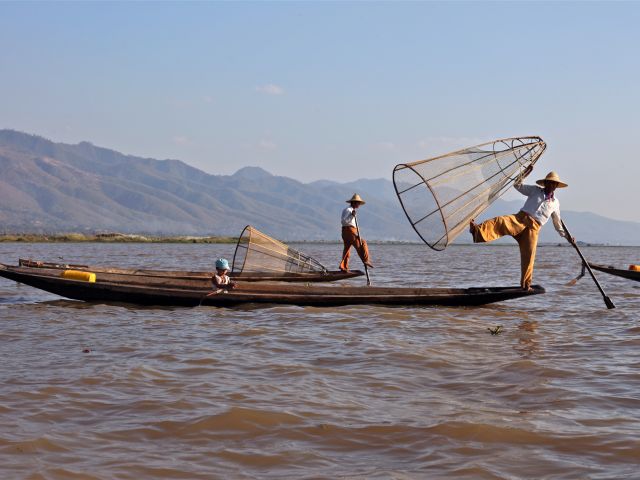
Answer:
[1,129,639,244]
[0,130,409,240]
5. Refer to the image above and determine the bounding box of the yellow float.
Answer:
[61,270,96,283]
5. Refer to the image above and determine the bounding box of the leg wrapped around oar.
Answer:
[340,226,371,271]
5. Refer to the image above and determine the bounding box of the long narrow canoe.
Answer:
[589,263,640,282]
[0,263,545,307]
[17,258,363,283]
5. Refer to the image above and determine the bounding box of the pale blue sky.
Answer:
[1,1,638,222]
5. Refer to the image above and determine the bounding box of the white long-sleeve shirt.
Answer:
[514,180,567,238]
[341,206,357,227]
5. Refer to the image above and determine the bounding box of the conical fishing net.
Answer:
[393,136,547,250]
[231,225,328,274]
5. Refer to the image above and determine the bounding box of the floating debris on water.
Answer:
[487,325,503,335]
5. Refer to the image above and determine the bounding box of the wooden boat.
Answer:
[589,263,640,282]
[12,226,366,284]
[17,259,364,283]
[0,262,545,307]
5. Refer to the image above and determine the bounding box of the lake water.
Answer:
[1,242,639,479]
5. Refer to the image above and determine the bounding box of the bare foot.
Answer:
[364,262,374,269]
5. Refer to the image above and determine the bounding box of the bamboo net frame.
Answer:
[231,225,328,274]
[393,136,547,250]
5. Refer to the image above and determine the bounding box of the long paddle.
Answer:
[561,220,615,309]
[353,212,371,286]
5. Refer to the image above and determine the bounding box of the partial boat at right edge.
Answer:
[589,263,640,282]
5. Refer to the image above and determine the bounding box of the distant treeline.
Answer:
[0,233,601,246]
[0,233,238,243]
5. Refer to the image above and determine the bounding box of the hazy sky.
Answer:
[1,1,639,222]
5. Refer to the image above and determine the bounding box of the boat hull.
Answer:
[589,263,640,282]
[1,263,545,307]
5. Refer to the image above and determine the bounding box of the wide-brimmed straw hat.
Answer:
[346,193,366,204]
[536,171,568,188]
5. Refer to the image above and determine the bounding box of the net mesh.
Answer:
[231,225,328,274]
[393,136,547,250]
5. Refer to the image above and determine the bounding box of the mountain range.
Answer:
[1,129,639,245]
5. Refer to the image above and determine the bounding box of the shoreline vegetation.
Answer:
[0,233,612,246]
[0,233,238,243]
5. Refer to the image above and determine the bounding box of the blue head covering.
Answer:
[215,258,230,270]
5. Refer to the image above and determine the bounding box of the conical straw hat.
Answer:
[536,171,568,188]
[346,193,366,204]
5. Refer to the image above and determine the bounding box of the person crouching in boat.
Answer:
[212,258,236,291]
[469,169,574,291]
[339,194,374,272]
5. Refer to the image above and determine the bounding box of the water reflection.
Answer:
[514,320,540,358]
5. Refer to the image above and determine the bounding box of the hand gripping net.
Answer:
[393,136,547,250]
[231,225,328,274]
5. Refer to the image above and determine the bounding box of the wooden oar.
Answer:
[561,220,615,309]
[199,282,237,305]
[353,213,371,286]
[199,289,222,306]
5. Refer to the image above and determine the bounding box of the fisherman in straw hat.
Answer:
[469,168,574,290]
[340,193,374,272]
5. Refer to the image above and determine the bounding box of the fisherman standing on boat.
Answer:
[340,194,374,272]
[469,169,573,290]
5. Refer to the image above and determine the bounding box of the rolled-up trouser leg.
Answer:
[354,238,370,265]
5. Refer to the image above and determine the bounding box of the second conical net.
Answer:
[393,136,547,250]
[231,225,328,274]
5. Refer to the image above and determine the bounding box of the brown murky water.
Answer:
[1,242,639,479]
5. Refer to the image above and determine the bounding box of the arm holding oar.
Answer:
[560,220,615,309]
[199,258,237,306]
[212,258,236,290]
[211,258,237,293]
